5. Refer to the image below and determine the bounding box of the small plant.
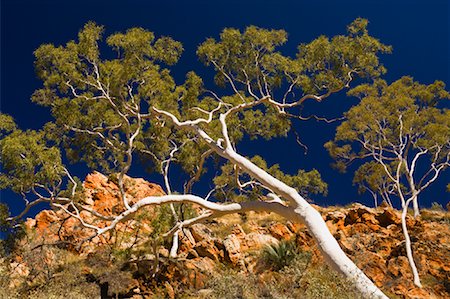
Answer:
[205,268,272,299]
[430,202,444,211]
[261,239,298,271]
[302,264,363,299]
[204,251,362,299]
[0,204,25,256]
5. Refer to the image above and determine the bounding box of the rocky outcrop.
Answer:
[24,172,165,253]
[175,204,450,298]
[12,174,450,298]
[322,204,450,299]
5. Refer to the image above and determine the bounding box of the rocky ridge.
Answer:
[7,173,450,298]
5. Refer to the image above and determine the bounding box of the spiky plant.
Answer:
[262,239,298,271]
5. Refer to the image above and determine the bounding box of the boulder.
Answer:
[24,172,165,254]
[223,234,242,265]
[190,223,214,243]
[194,240,222,261]
[268,223,293,240]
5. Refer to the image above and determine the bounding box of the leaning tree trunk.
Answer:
[219,147,388,298]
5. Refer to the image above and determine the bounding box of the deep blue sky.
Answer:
[1,0,449,217]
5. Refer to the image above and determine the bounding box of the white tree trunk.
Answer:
[401,199,422,288]
[170,230,179,258]
[220,148,388,298]
[412,197,420,218]
[150,112,388,298]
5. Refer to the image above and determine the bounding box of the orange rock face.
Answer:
[24,172,165,253]
[321,204,450,299]
[19,174,450,299]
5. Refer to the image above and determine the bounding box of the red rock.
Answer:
[191,224,214,243]
[354,251,387,286]
[223,234,242,265]
[24,172,164,254]
[268,223,293,240]
[376,208,401,227]
[388,256,412,279]
[242,233,278,251]
[231,224,246,236]
[194,240,221,261]
[183,257,216,288]
[17,182,450,299]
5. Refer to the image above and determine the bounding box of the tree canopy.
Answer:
[326,76,450,287]
[326,76,450,211]
[2,19,391,210]
[2,19,430,298]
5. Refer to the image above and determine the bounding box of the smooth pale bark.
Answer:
[216,147,388,298]
[412,197,420,218]
[97,190,387,297]
[149,109,387,297]
[402,198,422,287]
[170,230,179,258]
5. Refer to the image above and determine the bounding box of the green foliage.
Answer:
[352,162,398,206]
[353,162,390,194]
[213,155,327,202]
[0,122,65,195]
[430,202,444,211]
[1,20,391,209]
[56,176,85,203]
[149,205,177,239]
[32,21,185,174]
[0,204,25,256]
[194,19,390,156]
[261,239,301,271]
[198,18,390,95]
[326,77,450,203]
[0,114,17,137]
[327,77,450,166]
[205,252,362,299]
[0,203,10,231]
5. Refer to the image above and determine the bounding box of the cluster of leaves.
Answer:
[0,204,25,256]
[206,249,361,299]
[261,238,302,271]
[0,18,394,216]
[31,22,186,174]
[213,155,327,202]
[0,115,65,195]
[197,18,391,97]
[326,76,450,201]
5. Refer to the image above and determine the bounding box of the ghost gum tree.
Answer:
[326,77,450,287]
[0,19,394,298]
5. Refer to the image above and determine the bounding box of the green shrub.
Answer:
[302,265,363,299]
[205,268,272,299]
[0,245,98,299]
[0,203,26,256]
[261,239,299,271]
[203,254,362,299]
[430,202,444,211]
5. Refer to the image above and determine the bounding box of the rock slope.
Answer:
[10,173,450,298]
